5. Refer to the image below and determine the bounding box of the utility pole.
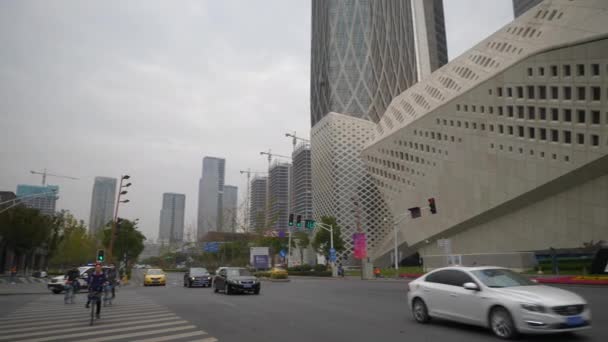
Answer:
[314,222,336,277]
[30,169,78,186]
[239,169,266,231]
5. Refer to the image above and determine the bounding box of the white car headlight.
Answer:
[521,303,546,313]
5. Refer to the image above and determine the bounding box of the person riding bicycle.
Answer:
[86,262,107,319]
[106,264,118,299]
[64,265,80,304]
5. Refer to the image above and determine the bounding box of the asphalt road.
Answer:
[0,270,606,342]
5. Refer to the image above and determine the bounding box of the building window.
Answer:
[457,121,462,127]
[539,67,545,76]
[540,151,545,158]
[551,129,559,142]
[456,104,461,111]
[538,86,547,99]
[465,122,469,128]
[527,85,535,99]
[577,64,585,76]
[516,86,524,98]
[529,127,536,139]
[551,108,559,121]
[577,133,585,145]
[592,86,601,101]
[592,63,600,76]
[564,130,571,144]
[489,106,494,114]
[577,110,586,124]
[564,109,572,122]
[481,123,485,130]
[498,124,504,134]
[539,107,547,120]
[552,153,557,160]
[443,119,447,125]
[498,106,504,116]
[518,126,524,137]
[563,86,572,100]
[480,106,485,113]
[489,88,493,95]
[508,126,514,135]
[527,67,533,76]
[563,64,571,77]
[464,105,468,111]
[450,120,454,126]
[517,106,524,119]
[592,110,600,124]
[540,128,547,140]
[472,105,476,112]
[550,65,558,76]
[592,134,599,146]
[527,106,535,120]
[551,86,559,99]
[577,87,586,101]
[497,87,503,97]
[507,87,513,97]
[507,106,514,117]
[489,124,494,132]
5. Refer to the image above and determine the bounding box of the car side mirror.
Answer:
[463,282,479,291]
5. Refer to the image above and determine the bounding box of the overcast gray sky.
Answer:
[0,0,513,241]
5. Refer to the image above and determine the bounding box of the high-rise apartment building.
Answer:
[15,184,59,216]
[197,156,225,240]
[267,162,291,230]
[159,193,185,244]
[291,143,312,220]
[88,177,117,234]
[222,185,238,233]
[363,0,608,267]
[310,0,447,126]
[513,0,543,18]
[249,176,267,231]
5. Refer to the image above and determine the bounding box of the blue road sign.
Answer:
[279,249,287,258]
[203,242,221,253]
[329,248,337,262]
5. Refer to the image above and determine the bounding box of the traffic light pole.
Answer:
[314,222,336,277]
[392,202,436,271]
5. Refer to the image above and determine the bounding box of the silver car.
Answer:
[407,266,591,339]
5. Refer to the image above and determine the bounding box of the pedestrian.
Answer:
[373,266,381,278]
[337,264,344,278]
[106,265,117,299]
[10,265,17,284]
[64,265,80,304]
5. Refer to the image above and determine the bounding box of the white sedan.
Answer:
[407,266,591,339]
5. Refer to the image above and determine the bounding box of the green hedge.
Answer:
[270,273,288,279]
[288,271,332,277]
[254,272,271,278]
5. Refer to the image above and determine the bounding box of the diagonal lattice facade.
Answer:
[312,112,393,264]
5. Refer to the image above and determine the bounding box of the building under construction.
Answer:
[267,162,291,230]
[291,143,312,220]
[249,176,267,231]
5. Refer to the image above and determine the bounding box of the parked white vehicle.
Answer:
[407,266,591,339]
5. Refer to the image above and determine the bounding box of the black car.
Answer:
[213,267,260,295]
[183,267,212,288]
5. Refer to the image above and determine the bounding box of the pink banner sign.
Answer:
[353,233,367,259]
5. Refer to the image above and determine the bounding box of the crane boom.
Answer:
[30,169,79,186]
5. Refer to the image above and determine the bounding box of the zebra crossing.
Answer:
[0,293,218,342]
[0,277,47,284]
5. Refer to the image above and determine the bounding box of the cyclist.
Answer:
[64,265,80,304]
[106,264,118,299]
[85,262,107,319]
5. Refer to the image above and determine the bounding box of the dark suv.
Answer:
[183,267,212,288]
[213,267,260,295]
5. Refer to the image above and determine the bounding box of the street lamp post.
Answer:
[108,175,131,264]
[389,213,412,271]
[314,222,336,277]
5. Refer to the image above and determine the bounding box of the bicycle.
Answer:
[88,291,102,326]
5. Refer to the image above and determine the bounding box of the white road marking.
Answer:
[68,324,198,342]
[131,330,208,342]
[0,312,177,331]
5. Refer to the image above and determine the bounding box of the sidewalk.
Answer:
[0,277,51,295]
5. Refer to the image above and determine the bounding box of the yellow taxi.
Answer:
[143,268,166,286]
[270,267,288,278]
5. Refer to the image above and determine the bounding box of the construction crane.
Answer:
[30,169,79,186]
[239,169,267,231]
[259,149,291,169]
[285,131,310,151]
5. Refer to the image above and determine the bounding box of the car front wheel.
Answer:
[51,289,62,294]
[412,298,430,323]
[490,307,518,340]
[224,284,231,295]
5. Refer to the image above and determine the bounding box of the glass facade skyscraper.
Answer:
[88,177,117,235]
[159,193,185,244]
[197,156,225,240]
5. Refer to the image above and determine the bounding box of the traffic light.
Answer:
[96,249,105,262]
[288,214,294,227]
[428,198,437,214]
[408,207,421,219]
[305,219,316,229]
[296,215,302,228]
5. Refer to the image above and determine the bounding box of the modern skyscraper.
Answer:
[292,143,313,220]
[222,185,238,233]
[310,0,447,126]
[197,156,225,240]
[88,177,117,234]
[15,184,59,216]
[363,0,608,267]
[267,162,291,230]
[512,0,543,18]
[249,176,267,231]
[158,193,185,244]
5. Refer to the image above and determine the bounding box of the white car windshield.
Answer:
[472,269,536,288]
[190,268,208,276]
